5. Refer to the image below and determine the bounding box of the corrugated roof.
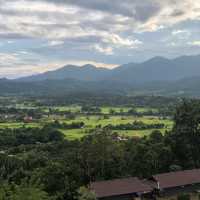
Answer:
[90,177,152,198]
[153,169,200,189]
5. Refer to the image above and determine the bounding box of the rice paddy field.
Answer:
[60,115,173,140]
[0,104,173,140]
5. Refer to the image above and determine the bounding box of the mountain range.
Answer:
[18,54,200,84]
[2,54,200,96]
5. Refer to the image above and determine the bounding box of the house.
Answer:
[90,169,200,200]
[23,116,33,123]
[151,169,200,200]
[90,177,152,200]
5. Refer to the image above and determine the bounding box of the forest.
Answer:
[0,97,200,200]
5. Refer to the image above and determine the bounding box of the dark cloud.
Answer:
[0,33,31,39]
[171,9,186,17]
[23,0,161,21]
[133,3,161,22]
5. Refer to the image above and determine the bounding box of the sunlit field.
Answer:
[0,103,173,140]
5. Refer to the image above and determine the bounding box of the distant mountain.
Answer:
[134,76,200,96]
[18,64,111,82]
[112,55,200,83]
[17,55,200,83]
[160,76,200,96]
[0,78,132,96]
[0,54,199,97]
[2,75,200,97]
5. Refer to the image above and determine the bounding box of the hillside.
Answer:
[0,79,132,96]
[0,54,199,97]
[18,64,111,82]
[111,55,200,83]
[17,55,200,83]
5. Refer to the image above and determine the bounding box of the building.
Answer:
[23,116,33,123]
[90,169,200,200]
[90,177,152,200]
[151,169,200,200]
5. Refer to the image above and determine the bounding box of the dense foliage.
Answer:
[104,121,165,130]
[0,100,200,199]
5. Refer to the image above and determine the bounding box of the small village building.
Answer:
[90,169,200,200]
[151,169,200,200]
[23,116,33,123]
[90,177,152,200]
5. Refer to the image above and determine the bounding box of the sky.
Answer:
[0,0,200,78]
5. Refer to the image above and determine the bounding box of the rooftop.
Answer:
[153,169,200,189]
[91,169,200,198]
[90,177,152,198]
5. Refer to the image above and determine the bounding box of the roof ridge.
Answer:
[90,177,138,184]
[153,168,200,177]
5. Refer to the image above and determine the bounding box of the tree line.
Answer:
[104,120,165,130]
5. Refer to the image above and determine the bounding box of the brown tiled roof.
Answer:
[90,177,152,198]
[153,169,200,189]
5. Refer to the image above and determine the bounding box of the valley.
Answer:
[0,99,173,140]
[1,0,200,199]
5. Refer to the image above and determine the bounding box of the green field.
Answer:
[0,115,173,140]
[48,106,158,114]
[0,122,39,129]
[61,115,172,127]
[0,105,173,140]
[59,115,173,139]
[52,105,82,112]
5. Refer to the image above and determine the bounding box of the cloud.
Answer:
[93,44,113,55]
[48,40,65,46]
[0,53,20,65]
[172,30,190,35]
[102,34,143,48]
[1,0,200,41]
[0,0,200,77]
[188,41,200,46]
[171,29,191,39]
[0,60,118,79]
[0,52,118,78]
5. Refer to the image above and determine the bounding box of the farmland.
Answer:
[0,100,173,140]
[59,114,172,139]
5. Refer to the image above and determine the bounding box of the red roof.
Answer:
[90,177,152,198]
[153,169,200,189]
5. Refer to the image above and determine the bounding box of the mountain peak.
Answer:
[82,64,96,69]
[16,54,200,83]
[147,56,170,63]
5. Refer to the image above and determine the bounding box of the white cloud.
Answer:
[1,0,200,41]
[188,41,200,46]
[102,34,143,48]
[1,1,79,15]
[171,29,191,40]
[48,40,64,46]
[0,53,20,64]
[7,41,14,44]
[0,52,118,78]
[93,44,113,55]
[172,30,190,35]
